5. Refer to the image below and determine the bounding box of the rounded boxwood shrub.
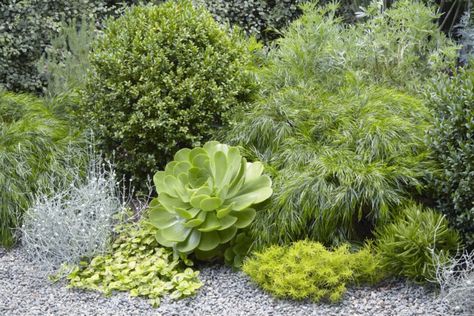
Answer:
[81,0,259,189]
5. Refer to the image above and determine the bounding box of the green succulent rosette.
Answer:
[148,141,272,256]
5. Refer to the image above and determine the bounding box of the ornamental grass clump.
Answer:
[148,141,272,260]
[81,0,259,190]
[0,91,85,247]
[243,240,382,303]
[67,222,202,307]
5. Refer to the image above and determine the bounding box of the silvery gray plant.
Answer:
[20,148,126,274]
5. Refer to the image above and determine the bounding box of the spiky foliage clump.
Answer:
[375,204,460,283]
[243,240,382,303]
[0,91,85,247]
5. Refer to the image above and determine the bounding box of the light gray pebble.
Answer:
[0,247,464,316]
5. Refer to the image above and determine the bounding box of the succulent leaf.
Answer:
[148,141,273,256]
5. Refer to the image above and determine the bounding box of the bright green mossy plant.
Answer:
[243,240,383,303]
[0,91,85,247]
[148,141,272,259]
[67,221,202,307]
[375,204,460,283]
[81,1,259,190]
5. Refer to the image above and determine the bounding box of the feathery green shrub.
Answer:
[67,221,202,307]
[427,67,474,250]
[0,91,86,247]
[81,1,259,190]
[375,204,460,282]
[223,1,453,249]
[243,240,382,303]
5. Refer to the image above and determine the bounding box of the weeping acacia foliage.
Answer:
[0,91,85,247]
[224,1,447,249]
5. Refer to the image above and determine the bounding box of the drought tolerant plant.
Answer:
[224,231,252,268]
[427,66,474,250]
[148,141,272,259]
[375,204,460,283]
[81,1,259,190]
[67,221,202,307]
[21,152,125,273]
[433,250,474,314]
[224,0,448,249]
[243,240,382,303]
[0,90,85,247]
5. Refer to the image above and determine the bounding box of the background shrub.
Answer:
[81,1,259,190]
[0,91,86,247]
[375,204,460,283]
[223,1,457,250]
[0,0,126,93]
[242,240,382,303]
[21,152,124,273]
[427,67,474,250]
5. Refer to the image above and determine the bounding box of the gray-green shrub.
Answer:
[81,0,259,190]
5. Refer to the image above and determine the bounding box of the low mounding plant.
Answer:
[243,240,382,303]
[0,91,85,247]
[21,152,124,273]
[375,204,460,283]
[148,141,272,259]
[427,67,474,250]
[67,221,202,307]
[81,0,259,190]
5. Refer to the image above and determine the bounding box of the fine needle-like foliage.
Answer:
[0,91,85,247]
[223,1,445,249]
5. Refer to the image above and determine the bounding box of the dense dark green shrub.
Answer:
[81,1,259,189]
[427,67,474,250]
[0,91,86,247]
[224,1,454,249]
[195,0,371,43]
[375,204,460,282]
[0,0,126,93]
[243,240,382,303]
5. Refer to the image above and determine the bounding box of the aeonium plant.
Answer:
[148,141,273,258]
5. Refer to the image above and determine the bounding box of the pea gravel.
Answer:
[0,247,465,316]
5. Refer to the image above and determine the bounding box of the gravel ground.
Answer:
[0,247,466,316]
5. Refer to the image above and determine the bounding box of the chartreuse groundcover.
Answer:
[148,141,273,259]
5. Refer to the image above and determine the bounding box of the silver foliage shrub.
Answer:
[433,250,474,314]
[20,151,125,273]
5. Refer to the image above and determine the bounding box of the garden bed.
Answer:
[0,247,461,316]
